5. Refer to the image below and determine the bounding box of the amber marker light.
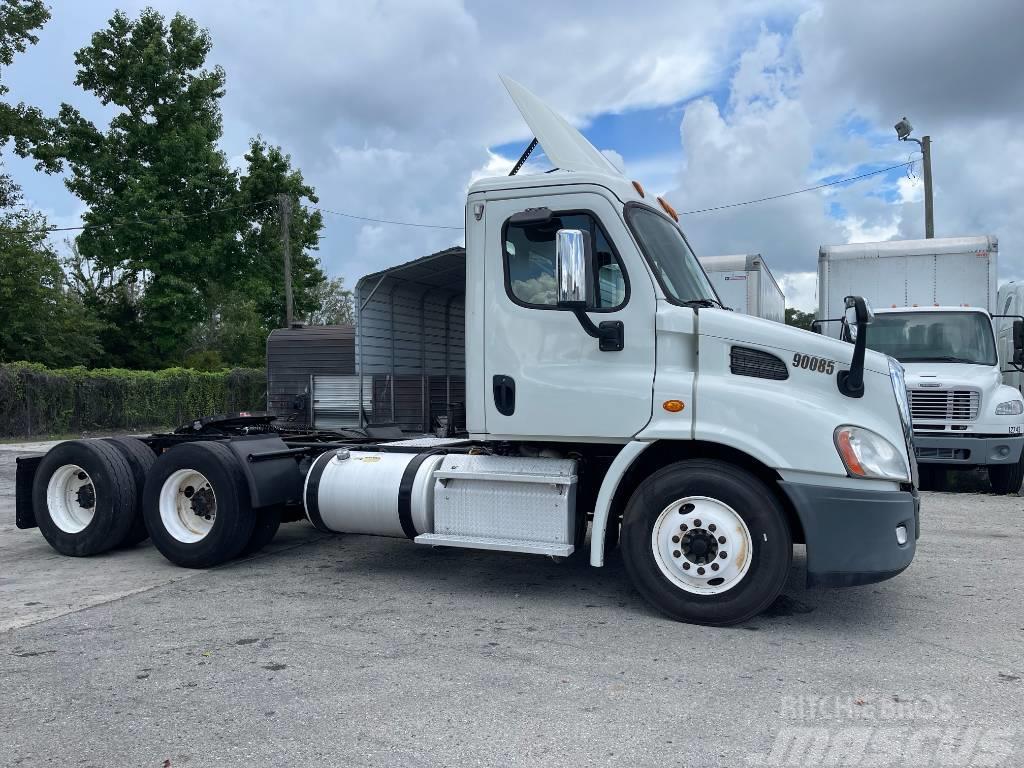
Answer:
[662,399,685,413]
[657,196,679,222]
[632,180,646,198]
[835,429,865,477]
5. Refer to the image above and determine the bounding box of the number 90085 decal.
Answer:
[792,353,835,375]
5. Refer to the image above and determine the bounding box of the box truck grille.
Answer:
[730,347,789,380]
[909,389,980,423]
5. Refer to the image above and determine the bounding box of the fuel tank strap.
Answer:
[304,451,333,533]
[397,449,446,540]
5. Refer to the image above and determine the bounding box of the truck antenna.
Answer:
[509,138,538,176]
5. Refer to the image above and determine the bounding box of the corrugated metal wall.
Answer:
[356,250,466,433]
[265,325,356,424]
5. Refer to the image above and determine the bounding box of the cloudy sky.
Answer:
[4,0,1023,310]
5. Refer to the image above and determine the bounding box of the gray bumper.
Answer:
[780,481,918,588]
[913,433,1024,465]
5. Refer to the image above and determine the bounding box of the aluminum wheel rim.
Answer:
[46,464,96,534]
[159,469,217,543]
[651,495,753,595]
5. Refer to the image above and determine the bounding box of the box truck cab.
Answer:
[819,237,1024,493]
[18,77,919,626]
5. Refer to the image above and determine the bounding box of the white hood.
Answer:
[902,362,1001,392]
[500,75,622,177]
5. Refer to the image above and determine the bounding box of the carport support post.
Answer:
[278,193,295,326]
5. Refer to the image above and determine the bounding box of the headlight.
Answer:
[834,425,910,482]
[888,359,911,429]
[995,399,1024,416]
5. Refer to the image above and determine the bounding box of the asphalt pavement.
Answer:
[1,441,1022,767]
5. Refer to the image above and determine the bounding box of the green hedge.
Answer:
[0,362,266,438]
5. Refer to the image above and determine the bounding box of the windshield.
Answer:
[625,204,717,305]
[866,311,997,365]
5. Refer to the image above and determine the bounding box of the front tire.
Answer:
[621,460,792,626]
[143,442,255,568]
[989,454,1024,495]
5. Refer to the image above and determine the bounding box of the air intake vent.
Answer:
[730,347,789,380]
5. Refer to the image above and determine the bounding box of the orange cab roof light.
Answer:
[657,196,679,222]
[632,180,645,198]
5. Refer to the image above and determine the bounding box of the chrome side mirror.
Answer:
[555,228,591,308]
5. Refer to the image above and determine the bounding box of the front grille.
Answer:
[730,347,788,380]
[909,389,980,423]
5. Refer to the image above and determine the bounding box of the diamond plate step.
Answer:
[414,533,574,557]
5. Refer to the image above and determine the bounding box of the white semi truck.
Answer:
[15,78,920,626]
[697,254,785,323]
[818,236,1024,493]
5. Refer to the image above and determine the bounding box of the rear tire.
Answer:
[621,460,792,626]
[103,437,156,547]
[143,442,255,568]
[241,505,282,556]
[32,440,137,557]
[989,455,1024,495]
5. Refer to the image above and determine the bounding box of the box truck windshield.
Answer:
[625,204,717,304]
[866,311,997,366]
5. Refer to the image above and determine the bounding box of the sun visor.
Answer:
[500,75,622,177]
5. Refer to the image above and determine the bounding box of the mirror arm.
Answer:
[837,296,869,398]
[571,309,624,352]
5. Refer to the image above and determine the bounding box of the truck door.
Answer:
[483,192,656,439]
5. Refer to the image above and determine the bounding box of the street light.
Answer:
[894,116,934,238]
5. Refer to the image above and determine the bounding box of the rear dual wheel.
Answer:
[621,460,791,626]
[143,442,256,569]
[32,440,137,557]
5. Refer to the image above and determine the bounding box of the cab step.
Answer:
[414,533,573,557]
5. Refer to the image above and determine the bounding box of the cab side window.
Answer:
[503,212,627,310]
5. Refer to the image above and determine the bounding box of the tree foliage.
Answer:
[2,6,353,372]
[785,307,816,331]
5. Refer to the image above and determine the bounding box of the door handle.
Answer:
[493,375,516,416]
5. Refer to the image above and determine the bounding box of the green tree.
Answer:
[304,276,354,326]
[785,307,816,331]
[235,138,327,329]
[41,9,241,367]
[0,1,55,174]
[0,210,104,366]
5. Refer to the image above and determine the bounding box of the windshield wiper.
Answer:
[681,298,726,309]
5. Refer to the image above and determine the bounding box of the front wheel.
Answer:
[988,454,1024,495]
[621,460,792,626]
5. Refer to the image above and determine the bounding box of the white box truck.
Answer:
[697,254,785,323]
[15,77,920,627]
[818,236,1024,493]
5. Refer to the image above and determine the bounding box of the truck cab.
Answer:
[18,76,920,626]
[865,306,1024,492]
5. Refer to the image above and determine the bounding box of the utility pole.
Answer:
[278,193,294,326]
[921,135,934,239]
[894,117,934,238]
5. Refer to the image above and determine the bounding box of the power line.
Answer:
[678,160,915,215]
[314,206,463,231]
[2,158,918,237]
[2,197,278,236]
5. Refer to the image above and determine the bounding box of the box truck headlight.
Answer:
[995,399,1024,416]
[834,426,910,482]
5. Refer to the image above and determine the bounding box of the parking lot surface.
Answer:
[1,442,1022,767]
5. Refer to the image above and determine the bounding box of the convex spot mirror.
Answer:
[556,228,592,308]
